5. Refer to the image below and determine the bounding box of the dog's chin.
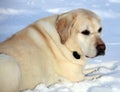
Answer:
[86,53,105,58]
[85,51,99,58]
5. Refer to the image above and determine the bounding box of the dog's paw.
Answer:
[85,74,102,81]
[91,74,102,80]
[84,67,102,76]
[94,67,101,72]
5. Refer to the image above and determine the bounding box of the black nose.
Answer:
[96,44,106,56]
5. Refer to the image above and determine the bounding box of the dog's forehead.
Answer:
[76,9,101,22]
[75,13,102,32]
[77,9,100,18]
[65,9,102,32]
[89,16,102,32]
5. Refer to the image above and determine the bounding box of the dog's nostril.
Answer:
[96,44,106,56]
[97,44,106,51]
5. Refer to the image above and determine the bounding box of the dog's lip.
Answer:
[85,55,95,58]
[86,54,105,58]
[85,56,89,58]
[85,56,93,58]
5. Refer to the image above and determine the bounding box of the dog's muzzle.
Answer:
[96,44,106,56]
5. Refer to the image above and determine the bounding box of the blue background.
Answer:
[0,0,120,61]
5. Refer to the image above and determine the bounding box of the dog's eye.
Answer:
[81,30,90,35]
[98,27,102,33]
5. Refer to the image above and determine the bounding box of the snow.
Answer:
[0,0,120,92]
[23,60,120,92]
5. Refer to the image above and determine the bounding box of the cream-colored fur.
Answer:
[0,8,105,92]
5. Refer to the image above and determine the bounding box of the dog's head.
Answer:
[56,9,106,58]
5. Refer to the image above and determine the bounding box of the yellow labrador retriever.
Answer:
[0,8,106,92]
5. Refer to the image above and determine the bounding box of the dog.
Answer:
[0,8,106,92]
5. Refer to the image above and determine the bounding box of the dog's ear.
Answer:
[56,13,76,44]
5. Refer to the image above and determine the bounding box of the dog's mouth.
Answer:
[85,56,89,58]
[85,52,105,58]
[85,55,94,58]
[85,45,106,58]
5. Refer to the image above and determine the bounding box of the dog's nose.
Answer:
[96,44,106,56]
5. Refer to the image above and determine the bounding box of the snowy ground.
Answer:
[23,60,120,92]
[0,0,120,92]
